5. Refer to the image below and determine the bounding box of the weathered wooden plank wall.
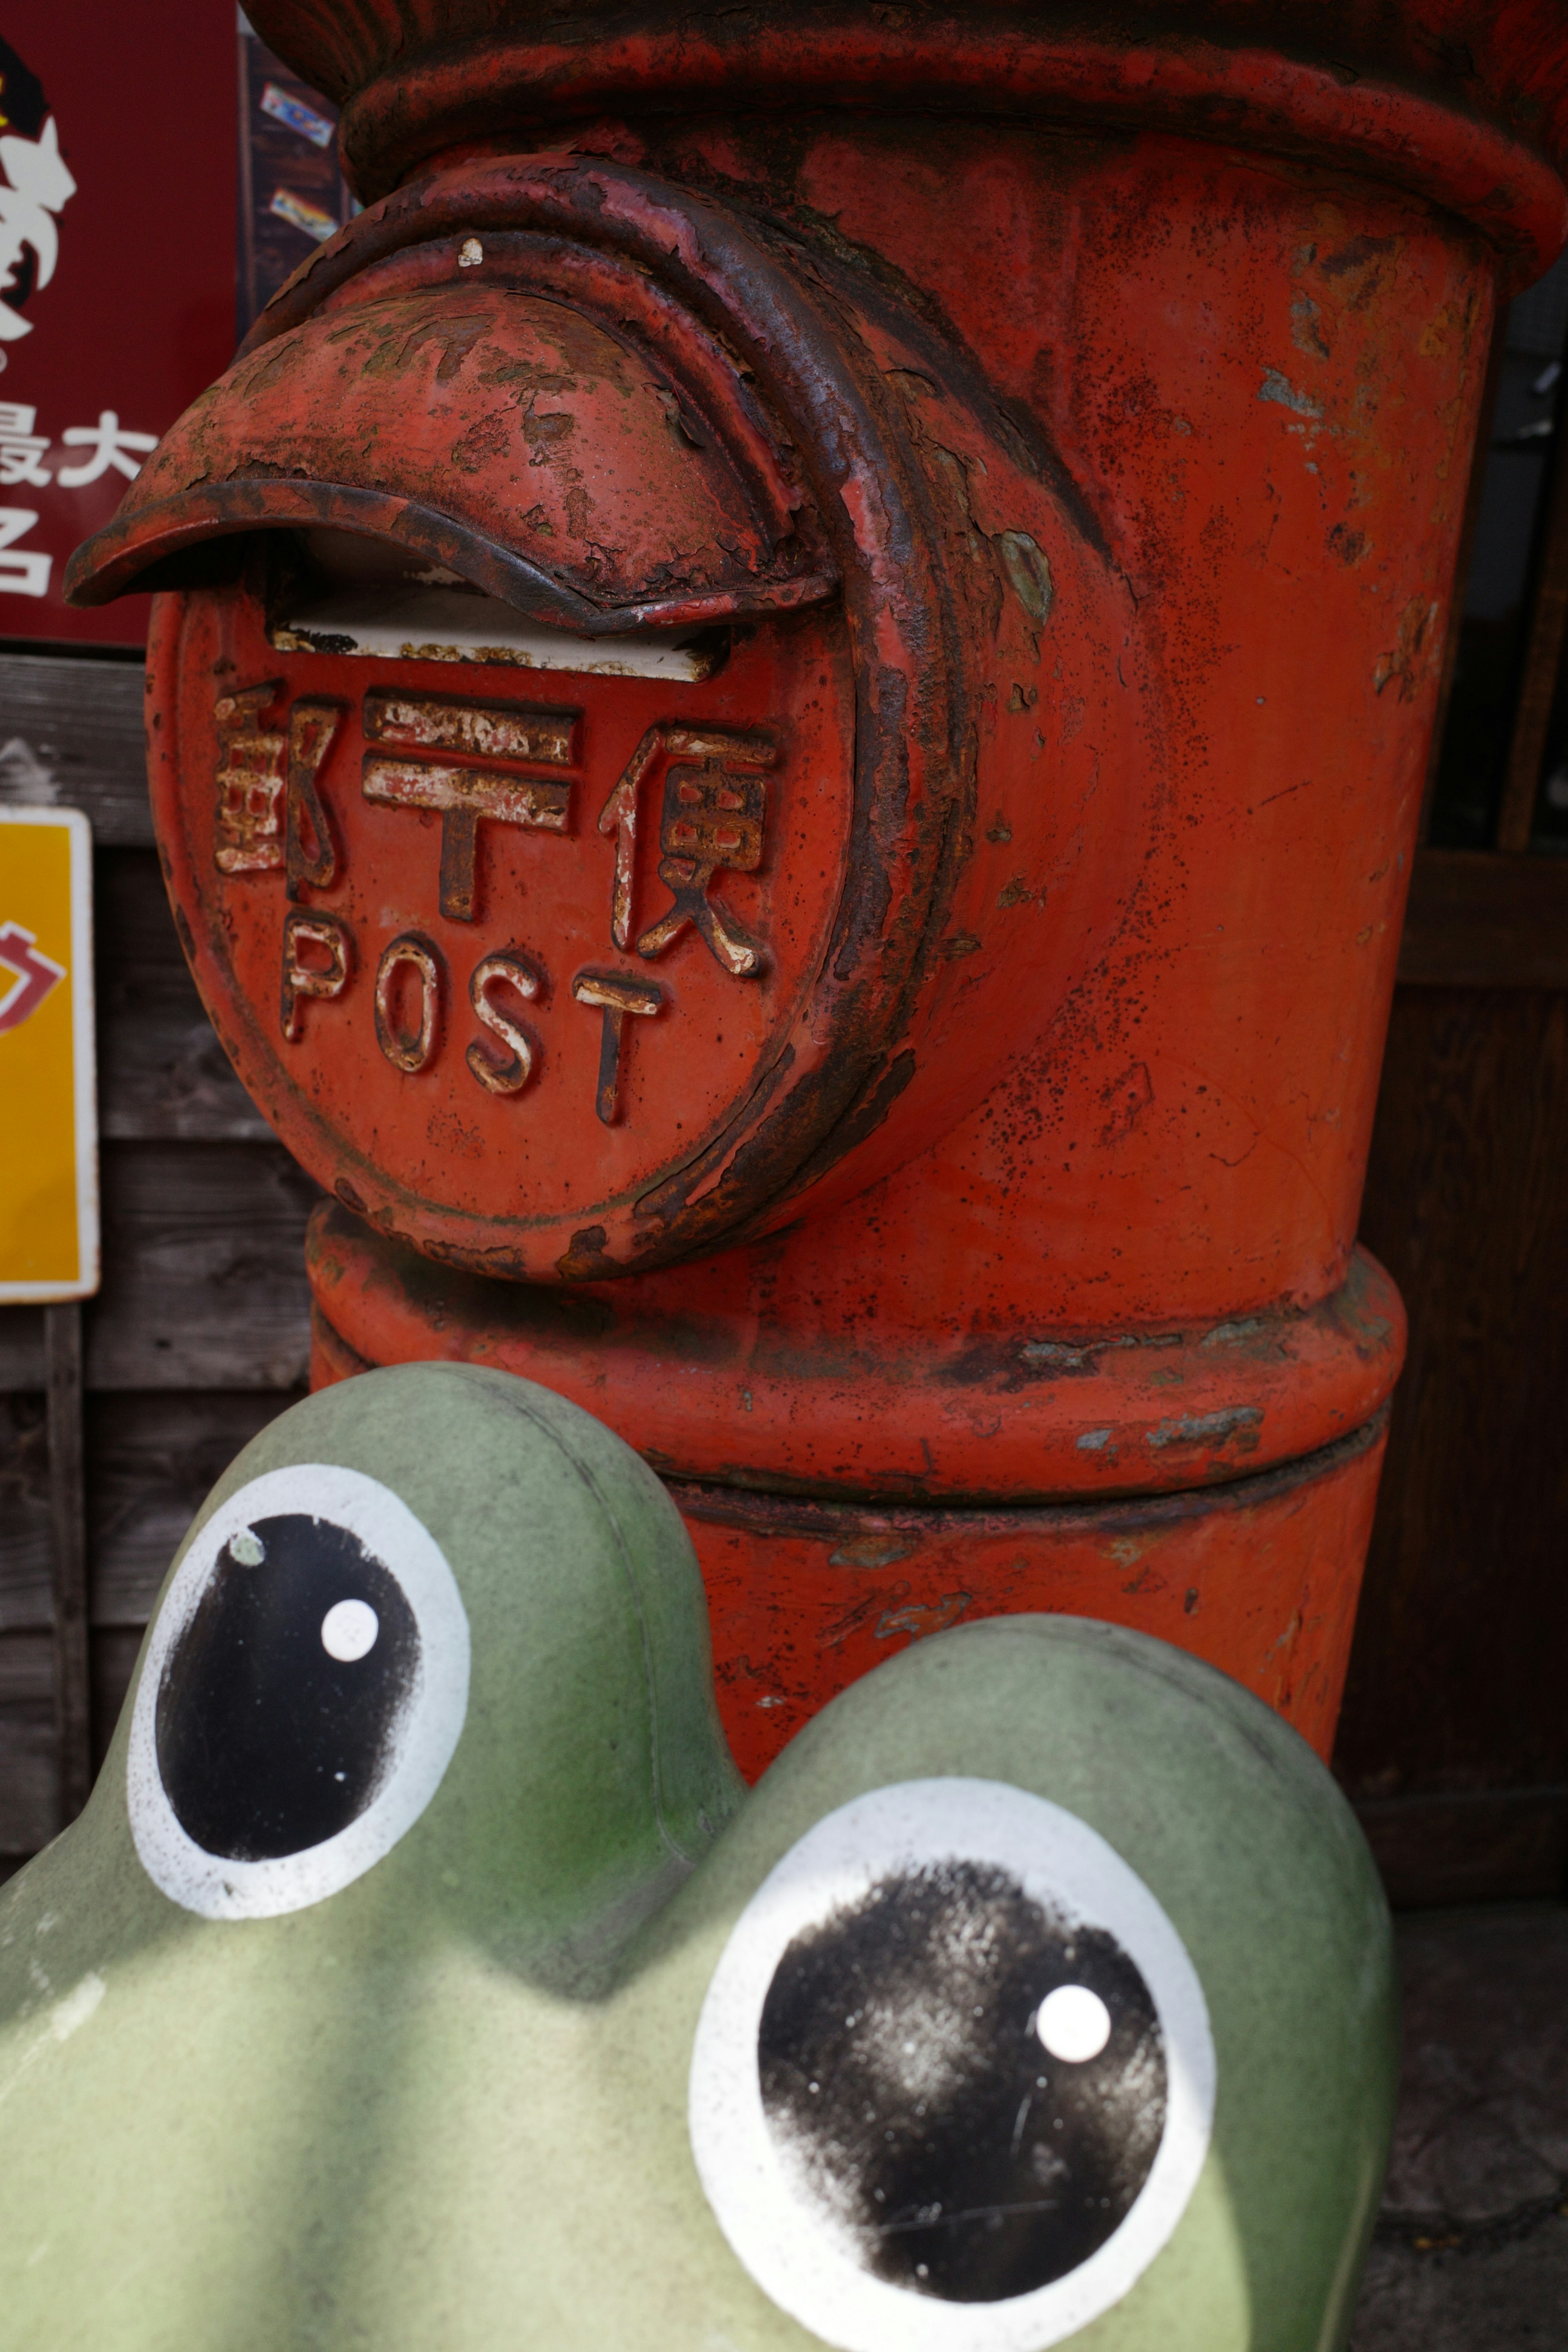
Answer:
[0,652,314,1860]
[1339,982,1568,1904]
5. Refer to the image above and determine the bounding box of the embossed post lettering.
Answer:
[285,699,345,897]
[215,687,345,892]
[598,724,776,976]
[597,725,663,949]
[374,934,443,1073]
[364,692,576,766]
[281,910,352,1042]
[363,691,578,922]
[467,952,543,1095]
[572,970,664,1124]
[214,684,287,874]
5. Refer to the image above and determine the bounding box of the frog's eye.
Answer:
[127,1466,469,1920]
[689,1780,1214,2352]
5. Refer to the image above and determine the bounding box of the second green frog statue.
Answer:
[0,1363,1396,2351]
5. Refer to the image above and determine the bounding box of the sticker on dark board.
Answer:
[689,1780,1214,2352]
[128,1463,469,1919]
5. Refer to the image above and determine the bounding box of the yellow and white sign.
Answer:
[0,804,98,1299]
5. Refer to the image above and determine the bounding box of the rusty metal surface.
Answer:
[305,1199,1402,1504]
[67,258,834,629]
[244,1,1568,280]
[311,1273,1388,1778]
[106,128,1515,1305]
[664,1413,1390,1776]
[96,154,1138,1283]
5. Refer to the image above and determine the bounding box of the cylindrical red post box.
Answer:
[68,3,1568,1778]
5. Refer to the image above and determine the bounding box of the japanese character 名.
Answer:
[56,410,156,489]
[0,403,49,486]
[0,506,49,597]
[0,116,75,345]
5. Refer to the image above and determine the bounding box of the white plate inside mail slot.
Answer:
[271,583,724,681]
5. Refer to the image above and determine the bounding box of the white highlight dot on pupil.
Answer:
[230,1530,264,1566]
[1036,1983,1113,2062]
[321,1599,379,1663]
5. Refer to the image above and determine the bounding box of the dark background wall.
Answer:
[1333,243,1568,1906]
[0,656,316,1858]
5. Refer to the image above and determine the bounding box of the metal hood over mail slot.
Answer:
[65,261,838,636]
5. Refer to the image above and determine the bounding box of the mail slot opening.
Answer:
[265,527,731,682]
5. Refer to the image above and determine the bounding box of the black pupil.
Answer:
[758,1860,1167,2303]
[155,1512,420,1862]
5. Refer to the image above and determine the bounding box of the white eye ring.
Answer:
[127,1463,470,1920]
[689,1778,1215,2352]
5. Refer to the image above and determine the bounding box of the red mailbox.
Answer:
[68,1,1568,1780]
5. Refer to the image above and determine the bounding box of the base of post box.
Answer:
[310,1283,1385,1780]
[663,1427,1386,1779]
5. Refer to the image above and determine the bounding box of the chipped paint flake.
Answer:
[1147,1406,1264,1449]
[1258,369,1323,420]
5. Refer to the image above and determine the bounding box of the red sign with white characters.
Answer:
[0,9,234,646]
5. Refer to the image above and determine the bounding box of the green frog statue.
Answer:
[0,1365,1395,2350]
